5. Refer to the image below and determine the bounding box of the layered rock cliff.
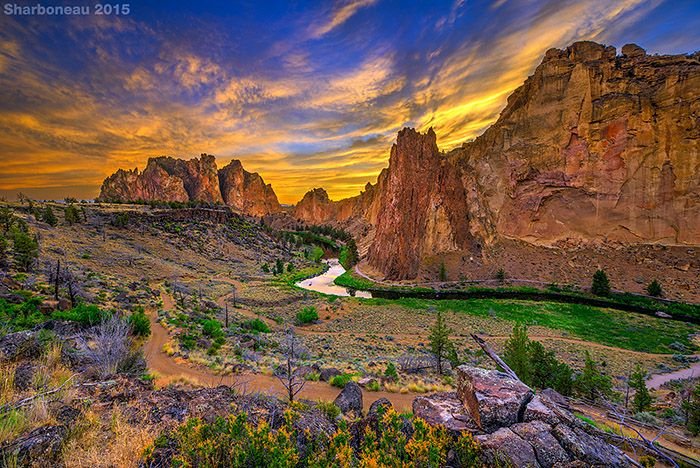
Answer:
[322,41,699,279]
[99,155,282,216]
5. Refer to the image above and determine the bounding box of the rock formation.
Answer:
[414,365,635,467]
[218,160,281,217]
[308,41,700,279]
[99,155,282,216]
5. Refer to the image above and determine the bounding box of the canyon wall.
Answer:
[294,42,700,279]
[99,155,282,217]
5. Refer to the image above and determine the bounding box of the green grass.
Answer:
[365,297,698,354]
[329,373,354,388]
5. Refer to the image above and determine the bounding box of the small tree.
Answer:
[591,269,611,296]
[384,362,398,381]
[646,280,662,297]
[65,204,81,225]
[275,258,284,275]
[0,234,7,267]
[42,205,57,226]
[12,228,39,272]
[262,263,270,273]
[574,351,613,401]
[428,309,453,375]
[503,323,531,384]
[0,207,15,233]
[496,268,506,282]
[629,364,653,413]
[277,328,308,404]
[85,314,130,378]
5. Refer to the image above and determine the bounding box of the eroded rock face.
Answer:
[218,160,281,216]
[99,155,281,216]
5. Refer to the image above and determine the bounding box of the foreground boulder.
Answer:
[456,365,533,432]
[334,382,363,415]
[415,365,634,467]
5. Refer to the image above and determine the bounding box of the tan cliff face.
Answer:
[99,155,281,217]
[459,41,700,247]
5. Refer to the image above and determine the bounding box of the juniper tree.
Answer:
[574,351,613,401]
[42,205,57,226]
[591,269,611,296]
[428,309,454,375]
[646,279,662,297]
[630,364,653,413]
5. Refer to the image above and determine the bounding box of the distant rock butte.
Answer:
[99,154,281,216]
[293,41,700,279]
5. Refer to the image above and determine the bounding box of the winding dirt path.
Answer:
[143,290,416,411]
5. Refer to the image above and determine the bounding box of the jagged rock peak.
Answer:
[99,154,281,216]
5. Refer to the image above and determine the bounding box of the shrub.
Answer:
[329,373,353,388]
[305,372,320,381]
[241,318,270,333]
[295,306,318,325]
[128,308,151,337]
[591,269,611,296]
[202,319,224,338]
[180,333,197,350]
[64,204,81,225]
[366,380,381,392]
[316,400,341,420]
[53,304,111,326]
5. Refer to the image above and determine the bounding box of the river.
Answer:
[295,259,372,298]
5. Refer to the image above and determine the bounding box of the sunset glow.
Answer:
[1,0,699,203]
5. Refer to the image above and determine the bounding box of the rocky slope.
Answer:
[304,41,700,279]
[99,155,282,216]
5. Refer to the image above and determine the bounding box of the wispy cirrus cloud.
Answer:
[309,0,378,38]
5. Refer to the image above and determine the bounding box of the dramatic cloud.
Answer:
[0,0,698,203]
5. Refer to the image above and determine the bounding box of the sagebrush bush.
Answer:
[128,308,151,337]
[295,306,318,325]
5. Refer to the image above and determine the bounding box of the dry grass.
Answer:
[63,407,156,468]
[383,382,401,393]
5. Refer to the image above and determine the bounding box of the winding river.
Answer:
[295,259,372,298]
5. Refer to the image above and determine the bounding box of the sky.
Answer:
[1,0,699,204]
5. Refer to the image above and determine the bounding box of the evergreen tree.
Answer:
[261,263,270,273]
[275,258,284,275]
[428,309,453,375]
[591,269,611,296]
[0,207,14,233]
[503,322,531,383]
[646,279,662,297]
[629,364,653,413]
[64,204,81,225]
[11,228,39,272]
[0,234,7,267]
[496,268,506,282]
[42,205,57,226]
[574,351,613,401]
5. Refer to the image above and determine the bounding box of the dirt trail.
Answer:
[144,290,416,411]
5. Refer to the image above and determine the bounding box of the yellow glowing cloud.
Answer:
[310,0,377,38]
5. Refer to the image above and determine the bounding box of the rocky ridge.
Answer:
[99,155,281,217]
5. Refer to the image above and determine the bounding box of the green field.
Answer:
[365,297,698,354]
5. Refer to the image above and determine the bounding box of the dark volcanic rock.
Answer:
[511,420,571,468]
[333,382,363,415]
